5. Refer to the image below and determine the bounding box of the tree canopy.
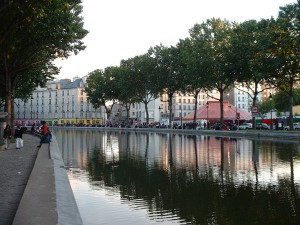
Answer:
[0,0,88,125]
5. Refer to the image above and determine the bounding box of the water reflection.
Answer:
[54,128,300,225]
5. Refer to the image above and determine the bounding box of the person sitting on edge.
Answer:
[37,121,49,147]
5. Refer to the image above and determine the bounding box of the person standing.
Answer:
[31,123,36,134]
[14,125,23,149]
[3,124,12,150]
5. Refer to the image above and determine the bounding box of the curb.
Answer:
[12,135,83,225]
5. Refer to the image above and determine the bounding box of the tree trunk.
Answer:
[10,96,15,129]
[193,90,200,124]
[145,102,149,125]
[168,92,173,128]
[252,81,259,130]
[220,91,224,124]
[289,82,294,130]
[4,50,12,126]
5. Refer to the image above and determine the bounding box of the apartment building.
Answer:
[14,76,104,126]
[14,75,256,126]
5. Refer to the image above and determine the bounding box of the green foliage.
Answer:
[85,68,119,119]
[149,44,186,124]
[119,53,159,123]
[0,0,88,125]
[230,19,277,106]
[266,3,300,128]
[187,18,236,122]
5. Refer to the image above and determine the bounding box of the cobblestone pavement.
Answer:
[0,134,40,225]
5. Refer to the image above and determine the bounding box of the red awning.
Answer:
[183,100,252,121]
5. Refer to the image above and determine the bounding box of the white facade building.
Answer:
[13,75,258,126]
[14,76,104,126]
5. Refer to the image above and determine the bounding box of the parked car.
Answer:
[238,122,252,130]
[283,123,300,130]
[294,122,300,130]
[256,123,270,130]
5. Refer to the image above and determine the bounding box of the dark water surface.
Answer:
[53,128,300,225]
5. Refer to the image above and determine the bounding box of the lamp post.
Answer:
[269,93,273,130]
[206,101,209,129]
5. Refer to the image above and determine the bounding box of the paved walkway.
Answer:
[0,134,40,225]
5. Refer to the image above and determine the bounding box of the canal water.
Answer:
[53,128,300,225]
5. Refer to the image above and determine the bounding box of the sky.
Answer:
[54,0,297,80]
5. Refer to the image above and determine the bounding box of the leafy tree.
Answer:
[267,2,300,129]
[188,18,236,124]
[120,53,159,124]
[270,88,300,112]
[178,35,211,123]
[0,0,88,125]
[114,64,135,121]
[85,67,120,123]
[230,19,277,108]
[150,44,186,127]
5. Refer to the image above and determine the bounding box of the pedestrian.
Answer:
[14,125,23,149]
[31,123,36,134]
[3,124,12,150]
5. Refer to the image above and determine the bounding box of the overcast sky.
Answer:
[54,0,297,80]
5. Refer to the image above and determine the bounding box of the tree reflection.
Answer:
[54,129,300,225]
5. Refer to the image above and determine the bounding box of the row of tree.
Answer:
[85,2,300,129]
[0,0,88,126]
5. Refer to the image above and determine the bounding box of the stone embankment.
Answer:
[0,134,83,225]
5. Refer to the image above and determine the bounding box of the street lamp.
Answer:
[269,93,273,130]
